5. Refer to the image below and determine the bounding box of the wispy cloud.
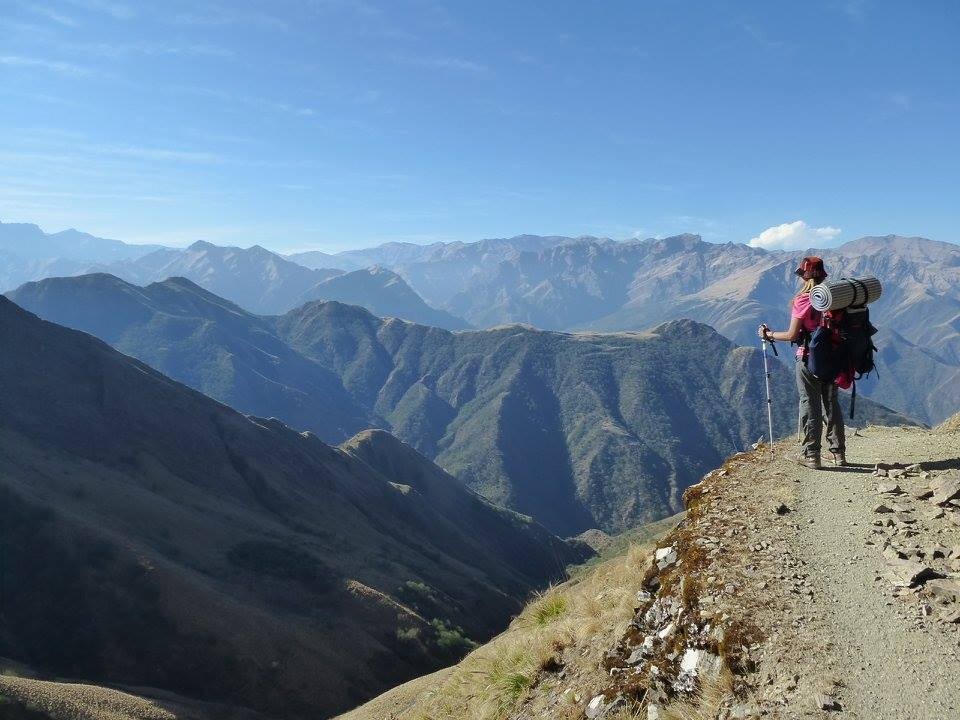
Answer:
[166,7,289,31]
[354,89,381,105]
[88,144,224,163]
[73,41,235,59]
[29,5,79,26]
[176,85,317,117]
[888,92,912,111]
[392,54,488,75]
[0,55,93,76]
[838,0,869,20]
[61,0,135,20]
[735,20,784,49]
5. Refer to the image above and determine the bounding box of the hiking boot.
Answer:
[789,453,821,470]
[828,451,847,467]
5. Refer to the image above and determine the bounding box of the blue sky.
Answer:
[1,0,957,252]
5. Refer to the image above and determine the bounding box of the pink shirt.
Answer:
[791,294,821,358]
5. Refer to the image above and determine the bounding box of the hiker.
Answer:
[757,256,846,469]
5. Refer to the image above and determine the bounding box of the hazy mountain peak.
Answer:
[836,234,958,261]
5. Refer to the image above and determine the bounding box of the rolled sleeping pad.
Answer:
[810,276,882,312]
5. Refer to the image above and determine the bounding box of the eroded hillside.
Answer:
[343,419,960,720]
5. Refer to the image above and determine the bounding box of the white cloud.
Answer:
[748,220,841,250]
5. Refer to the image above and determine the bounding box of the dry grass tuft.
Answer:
[661,668,735,720]
[399,538,662,720]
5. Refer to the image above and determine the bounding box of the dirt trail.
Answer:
[785,425,960,719]
[588,422,960,720]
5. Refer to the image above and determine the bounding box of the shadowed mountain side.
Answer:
[299,267,470,330]
[0,296,587,719]
[7,273,371,443]
[277,304,916,534]
[341,430,585,586]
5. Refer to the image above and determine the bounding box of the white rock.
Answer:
[585,695,606,718]
[679,648,703,673]
[877,482,904,494]
[647,704,661,720]
[931,473,960,505]
[655,546,678,570]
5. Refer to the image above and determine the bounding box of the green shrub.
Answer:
[396,626,420,642]
[429,618,476,660]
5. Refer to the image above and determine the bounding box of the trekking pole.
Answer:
[761,338,776,457]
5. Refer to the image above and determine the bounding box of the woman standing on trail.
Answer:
[758,256,846,470]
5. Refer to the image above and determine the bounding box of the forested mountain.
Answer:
[9,276,915,535]
[0,295,586,719]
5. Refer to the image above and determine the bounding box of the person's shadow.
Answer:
[823,462,873,474]
[823,457,960,473]
[923,457,960,472]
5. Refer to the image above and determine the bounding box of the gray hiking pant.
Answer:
[796,359,845,459]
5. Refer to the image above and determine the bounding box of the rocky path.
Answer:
[591,422,960,720]
[787,425,960,719]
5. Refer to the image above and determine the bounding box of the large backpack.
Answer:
[807,306,878,418]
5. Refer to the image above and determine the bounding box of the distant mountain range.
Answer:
[287,234,584,273]
[8,276,915,535]
[0,294,587,718]
[0,220,162,290]
[286,233,960,425]
[4,221,956,422]
[0,223,468,328]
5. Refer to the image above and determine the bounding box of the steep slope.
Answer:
[0,296,587,719]
[341,422,960,720]
[300,267,470,330]
[7,273,371,443]
[276,304,914,534]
